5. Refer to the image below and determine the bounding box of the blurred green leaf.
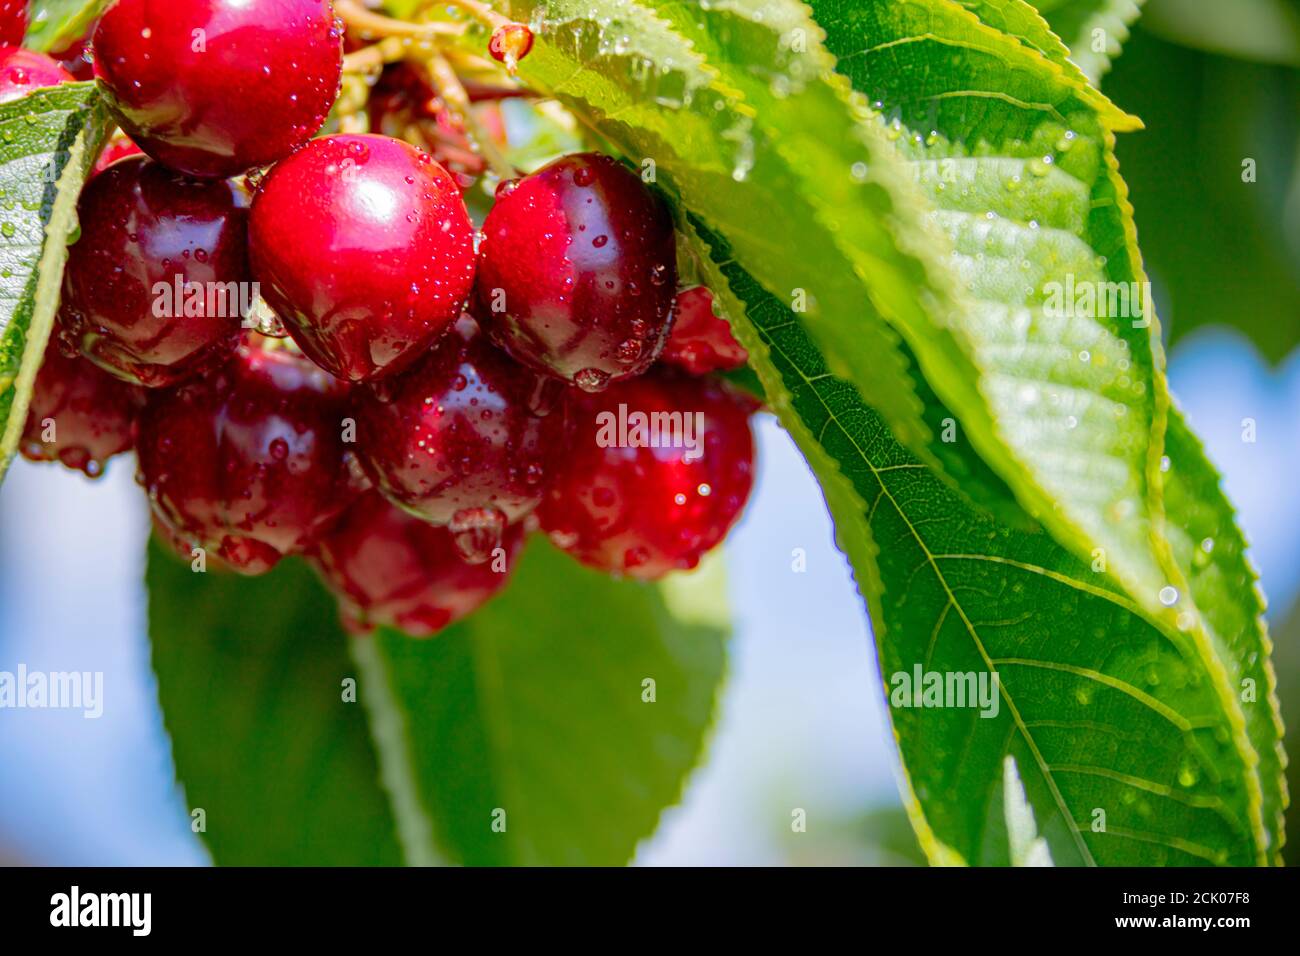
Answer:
[1105,28,1300,362]
[147,542,404,866]
[150,535,727,865]
[352,537,728,866]
[0,82,109,484]
[1140,0,1300,66]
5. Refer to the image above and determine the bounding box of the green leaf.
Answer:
[686,215,1274,865]
[147,542,404,866]
[1031,0,1146,83]
[807,0,1283,858]
[352,537,728,866]
[1104,28,1300,362]
[0,81,109,483]
[24,0,104,54]
[149,535,727,865]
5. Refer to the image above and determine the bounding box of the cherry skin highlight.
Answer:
[660,286,748,375]
[310,491,524,637]
[59,155,250,387]
[248,134,477,383]
[137,336,364,575]
[0,47,73,103]
[474,151,677,391]
[20,341,143,477]
[354,316,569,562]
[538,369,756,580]
[93,0,342,178]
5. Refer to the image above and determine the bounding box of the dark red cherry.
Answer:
[354,316,569,562]
[0,2,27,47]
[137,336,363,575]
[59,155,249,387]
[474,151,677,391]
[93,0,342,178]
[248,134,477,383]
[310,491,524,637]
[20,340,143,477]
[0,47,73,103]
[93,135,144,173]
[660,286,748,374]
[538,369,755,580]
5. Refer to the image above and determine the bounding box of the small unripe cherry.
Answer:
[660,286,748,375]
[309,491,524,637]
[488,23,533,73]
[354,316,570,563]
[248,134,477,383]
[475,152,678,391]
[20,340,143,477]
[0,47,73,103]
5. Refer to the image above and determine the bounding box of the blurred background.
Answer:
[1,0,1298,866]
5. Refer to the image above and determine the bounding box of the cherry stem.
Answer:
[421,53,516,180]
[334,0,465,39]
[434,0,511,32]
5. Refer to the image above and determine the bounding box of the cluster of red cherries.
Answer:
[2,0,757,636]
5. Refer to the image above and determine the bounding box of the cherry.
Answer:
[474,152,677,391]
[537,369,756,580]
[660,286,748,375]
[20,340,143,477]
[137,336,363,575]
[93,135,144,173]
[59,155,249,387]
[248,134,477,383]
[0,47,73,103]
[93,0,342,178]
[354,316,569,562]
[310,491,524,637]
[0,2,26,47]
[487,23,533,73]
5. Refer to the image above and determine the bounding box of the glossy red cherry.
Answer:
[0,47,73,103]
[0,2,26,47]
[474,152,677,391]
[310,491,524,637]
[137,336,363,575]
[660,286,748,375]
[248,134,477,383]
[354,316,569,562]
[59,155,249,387]
[93,135,145,173]
[93,0,342,178]
[20,340,143,477]
[538,369,756,579]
